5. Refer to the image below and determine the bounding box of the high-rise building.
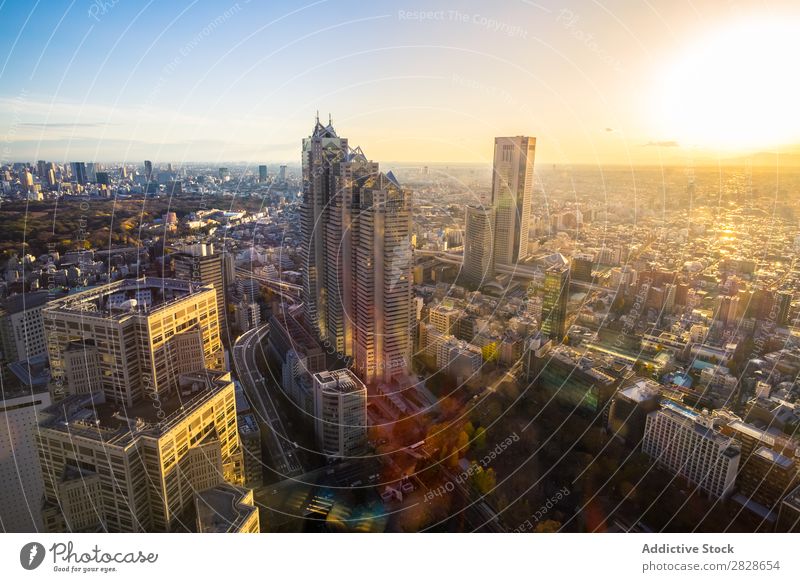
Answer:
[70,162,87,185]
[312,369,367,458]
[571,253,594,282]
[0,383,51,532]
[541,264,570,340]
[278,165,287,182]
[642,405,740,498]
[429,301,462,335]
[20,169,34,191]
[237,413,262,487]
[463,205,495,287]
[300,117,412,384]
[36,370,243,532]
[491,136,536,266]
[258,165,268,182]
[301,118,358,352]
[43,277,223,406]
[144,160,153,182]
[173,243,229,345]
[0,291,50,365]
[85,162,99,182]
[351,170,413,383]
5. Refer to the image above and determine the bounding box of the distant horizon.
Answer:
[3,1,799,166]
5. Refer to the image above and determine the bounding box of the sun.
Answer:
[652,17,800,151]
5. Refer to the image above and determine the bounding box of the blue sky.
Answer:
[2,0,799,165]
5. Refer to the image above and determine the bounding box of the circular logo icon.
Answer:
[20,542,46,570]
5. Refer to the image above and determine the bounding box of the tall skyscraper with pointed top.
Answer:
[300,116,412,384]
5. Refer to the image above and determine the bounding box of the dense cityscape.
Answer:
[1,118,799,534]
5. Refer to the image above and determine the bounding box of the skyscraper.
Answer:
[491,136,536,266]
[0,383,51,532]
[144,160,153,182]
[173,243,229,345]
[301,116,352,350]
[541,264,570,340]
[70,162,88,185]
[258,165,268,182]
[300,117,412,384]
[351,170,413,384]
[278,165,287,182]
[462,205,495,287]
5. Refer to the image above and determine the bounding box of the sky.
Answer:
[1,0,800,167]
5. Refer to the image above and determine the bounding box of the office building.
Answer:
[301,116,355,351]
[351,170,413,384]
[571,253,594,282]
[737,447,799,509]
[642,405,740,498]
[429,301,462,335]
[70,162,87,185]
[777,484,800,532]
[269,307,326,416]
[0,291,50,365]
[541,264,570,340]
[173,243,229,344]
[258,165,268,182]
[43,277,223,406]
[237,413,262,487]
[0,384,51,532]
[144,160,153,182]
[491,136,536,266]
[278,165,287,182]
[313,369,367,459]
[463,205,495,287]
[19,169,34,191]
[235,300,261,332]
[300,118,412,384]
[36,370,242,532]
[607,378,661,444]
[436,337,483,380]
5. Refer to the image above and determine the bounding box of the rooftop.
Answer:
[619,378,661,403]
[195,484,257,533]
[238,413,259,436]
[753,446,795,469]
[313,369,365,394]
[7,353,50,393]
[43,277,209,319]
[38,370,232,446]
[1,290,52,314]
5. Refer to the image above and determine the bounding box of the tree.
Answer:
[535,519,561,532]
[472,467,497,494]
[473,426,487,449]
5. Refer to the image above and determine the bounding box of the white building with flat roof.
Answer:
[313,369,367,459]
[642,405,740,498]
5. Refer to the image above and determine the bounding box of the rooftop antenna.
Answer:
[315,110,319,124]
[328,113,332,125]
